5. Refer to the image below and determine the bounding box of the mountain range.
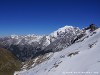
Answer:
[0,24,99,75]
[0,25,84,61]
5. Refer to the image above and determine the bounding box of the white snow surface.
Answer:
[14,28,100,75]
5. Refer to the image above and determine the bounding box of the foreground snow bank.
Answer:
[15,28,100,75]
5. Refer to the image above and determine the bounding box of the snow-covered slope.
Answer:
[14,28,100,75]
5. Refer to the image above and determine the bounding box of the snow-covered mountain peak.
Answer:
[49,25,81,43]
[11,35,19,39]
[55,25,79,32]
[8,34,44,45]
[58,25,73,31]
[58,25,77,31]
[50,25,80,37]
[11,34,43,38]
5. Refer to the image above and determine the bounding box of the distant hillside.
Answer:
[0,48,21,75]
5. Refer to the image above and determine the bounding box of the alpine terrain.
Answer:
[0,24,100,75]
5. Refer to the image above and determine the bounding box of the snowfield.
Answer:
[14,28,100,75]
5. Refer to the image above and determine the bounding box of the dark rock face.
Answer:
[89,24,98,31]
[84,24,98,31]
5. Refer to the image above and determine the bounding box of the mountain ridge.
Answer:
[0,25,83,61]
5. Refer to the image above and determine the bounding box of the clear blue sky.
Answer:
[0,0,100,36]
